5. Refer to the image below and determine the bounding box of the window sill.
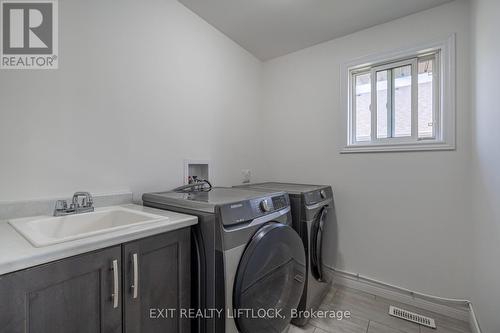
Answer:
[340,142,456,154]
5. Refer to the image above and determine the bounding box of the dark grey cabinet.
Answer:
[0,228,191,333]
[0,246,122,333]
[123,228,191,333]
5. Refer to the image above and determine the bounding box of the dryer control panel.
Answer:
[218,193,289,226]
[303,187,333,205]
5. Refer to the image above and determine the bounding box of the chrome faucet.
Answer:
[54,192,95,216]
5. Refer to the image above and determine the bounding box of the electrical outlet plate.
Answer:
[241,169,251,183]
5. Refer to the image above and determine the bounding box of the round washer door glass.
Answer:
[233,222,306,333]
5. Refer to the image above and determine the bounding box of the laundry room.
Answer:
[0,0,498,332]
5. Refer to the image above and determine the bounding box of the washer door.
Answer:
[310,206,327,281]
[233,222,306,333]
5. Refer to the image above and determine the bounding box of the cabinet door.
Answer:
[0,246,122,333]
[123,228,191,333]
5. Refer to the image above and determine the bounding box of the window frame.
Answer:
[341,35,456,153]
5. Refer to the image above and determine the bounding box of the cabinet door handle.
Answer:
[111,259,119,309]
[131,253,139,299]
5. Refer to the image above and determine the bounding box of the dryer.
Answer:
[143,185,306,333]
[234,182,334,327]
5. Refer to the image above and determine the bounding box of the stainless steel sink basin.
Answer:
[9,206,169,247]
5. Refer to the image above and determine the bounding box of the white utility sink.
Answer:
[9,206,169,247]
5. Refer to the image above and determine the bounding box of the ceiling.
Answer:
[178,0,454,61]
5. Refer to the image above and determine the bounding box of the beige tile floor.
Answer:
[289,285,471,333]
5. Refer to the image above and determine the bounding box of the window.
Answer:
[342,35,456,153]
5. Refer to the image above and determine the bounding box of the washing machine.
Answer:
[235,182,333,326]
[142,184,306,333]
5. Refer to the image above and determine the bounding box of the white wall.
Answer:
[0,0,262,202]
[0,0,489,321]
[471,0,500,331]
[261,0,473,299]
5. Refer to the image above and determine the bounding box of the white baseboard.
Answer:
[323,266,481,333]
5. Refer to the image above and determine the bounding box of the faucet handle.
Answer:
[72,191,94,210]
[81,194,94,208]
[55,200,67,210]
[87,194,94,207]
[54,200,69,216]
[82,197,91,207]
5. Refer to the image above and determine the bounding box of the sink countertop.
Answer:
[0,204,197,276]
